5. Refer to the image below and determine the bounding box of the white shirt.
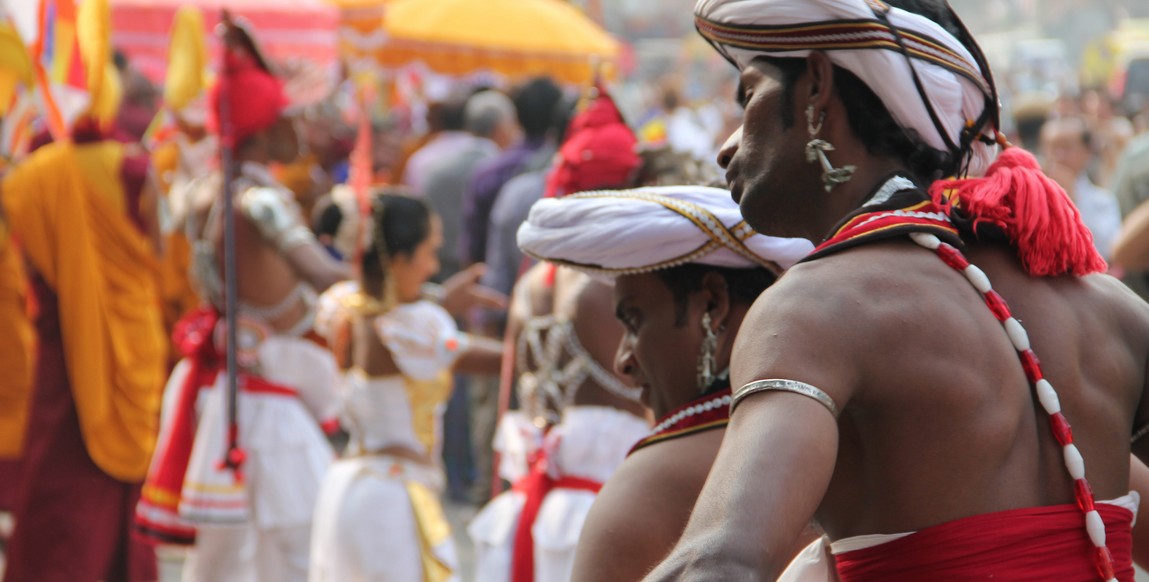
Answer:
[1074,174,1121,260]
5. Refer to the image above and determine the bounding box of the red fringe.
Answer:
[927,148,1107,277]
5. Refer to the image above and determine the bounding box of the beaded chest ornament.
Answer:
[800,176,1116,581]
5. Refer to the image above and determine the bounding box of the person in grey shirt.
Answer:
[423,90,519,281]
[1110,133,1149,300]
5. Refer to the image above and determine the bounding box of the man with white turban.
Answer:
[466,87,651,582]
[517,186,813,581]
[646,0,1149,580]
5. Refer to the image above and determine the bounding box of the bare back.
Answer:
[741,238,1149,540]
[189,178,312,333]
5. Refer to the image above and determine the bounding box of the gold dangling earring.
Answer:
[804,104,856,192]
[697,311,718,392]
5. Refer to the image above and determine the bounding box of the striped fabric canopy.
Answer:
[110,0,339,82]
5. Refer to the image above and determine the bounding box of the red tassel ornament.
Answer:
[928,148,1107,277]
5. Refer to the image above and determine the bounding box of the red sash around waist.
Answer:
[134,307,318,545]
[510,447,602,582]
[834,501,1135,581]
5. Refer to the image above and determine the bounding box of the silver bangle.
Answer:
[731,379,840,419]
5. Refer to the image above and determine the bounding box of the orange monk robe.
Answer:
[1,140,167,482]
[0,219,35,459]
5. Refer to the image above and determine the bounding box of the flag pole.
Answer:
[216,9,245,481]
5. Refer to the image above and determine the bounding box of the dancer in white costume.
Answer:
[136,16,349,582]
[309,193,502,582]
[467,87,651,582]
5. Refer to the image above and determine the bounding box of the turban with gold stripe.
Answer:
[517,185,813,278]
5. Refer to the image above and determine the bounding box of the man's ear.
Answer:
[699,270,731,330]
[804,51,837,125]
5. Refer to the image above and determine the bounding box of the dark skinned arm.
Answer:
[644,270,860,581]
[453,335,504,376]
[284,240,352,293]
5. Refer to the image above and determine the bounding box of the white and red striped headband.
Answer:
[695,0,1000,176]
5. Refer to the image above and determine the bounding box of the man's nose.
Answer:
[717,126,743,169]
[614,341,636,378]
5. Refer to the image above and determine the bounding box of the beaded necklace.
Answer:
[805,175,1115,582]
[629,380,732,456]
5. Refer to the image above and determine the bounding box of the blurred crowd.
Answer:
[8,1,1149,581]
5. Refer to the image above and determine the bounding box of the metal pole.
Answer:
[218,9,243,479]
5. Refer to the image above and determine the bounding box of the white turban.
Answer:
[695,0,999,176]
[517,186,814,279]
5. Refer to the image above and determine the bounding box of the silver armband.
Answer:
[239,187,313,251]
[731,379,840,419]
[279,224,316,251]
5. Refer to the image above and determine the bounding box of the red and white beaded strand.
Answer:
[909,232,1117,582]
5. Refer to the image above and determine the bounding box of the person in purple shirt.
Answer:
[460,77,563,268]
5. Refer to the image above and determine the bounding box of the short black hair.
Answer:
[1015,115,1049,152]
[439,92,469,132]
[514,77,563,140]
[550,95,577,144]
[314,201,343,238]
[361,194,434,296]
[655,264,777,326]
[759,0,974,184]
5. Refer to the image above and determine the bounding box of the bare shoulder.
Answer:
[553,267,615,320]
[1084,272,1149,333]
[733,241,943,405]
[574,432,722,582]
[510,262,553,322]
[737,246,899,358]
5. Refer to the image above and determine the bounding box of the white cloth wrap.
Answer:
[374,300,469,381]
[339,370,446,458]
[309,454,457,582]
[694,0,998,176]
[179,336,338,530]
[517,185,814,280]
[468,406,651,582]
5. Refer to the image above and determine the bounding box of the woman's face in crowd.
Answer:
[390,215,442,302]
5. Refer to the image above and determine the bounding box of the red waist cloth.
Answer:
[835,501,1134,581]
[135,307,321,546]
[510,449,602,582]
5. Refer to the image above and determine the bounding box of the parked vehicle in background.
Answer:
[1082,19,1149,112]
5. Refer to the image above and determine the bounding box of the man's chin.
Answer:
[740,202,803,239]
[738,193,777,234]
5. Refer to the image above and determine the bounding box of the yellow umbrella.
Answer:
[381,0,617,85]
